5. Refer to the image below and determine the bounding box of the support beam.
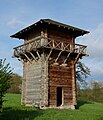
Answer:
[36,51,41,59]
[74,53,80,65]
[24,54,32,63]
[46,48,53,61]
[60,52,71,67]
[29,52,38,62]
[55,50,63,63]
[63,52,71,64]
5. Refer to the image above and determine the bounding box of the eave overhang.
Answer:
[10,19,89,39]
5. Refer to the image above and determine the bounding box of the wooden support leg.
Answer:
[46,48,53,61]
[29,52,38,62]
[24,54,32,63]
[55,51,63,63]
[60,47,76,66]
[74,53,80,65]
[60,52,71,66]
[63,52,71,64]
[36,51,41,59]
[53,50,63,65]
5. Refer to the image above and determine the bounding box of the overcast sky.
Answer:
[0,0,103,81]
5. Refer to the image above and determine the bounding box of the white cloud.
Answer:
[78,23,103,81]
[7,18,26,28]
[86,23,103,59]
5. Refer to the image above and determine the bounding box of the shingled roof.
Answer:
[10,19,89,39]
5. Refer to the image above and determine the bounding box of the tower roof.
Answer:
[10,19,89,39]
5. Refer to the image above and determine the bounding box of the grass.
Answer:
[0,94,103,120]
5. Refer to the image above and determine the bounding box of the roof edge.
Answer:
[10,19,90,39]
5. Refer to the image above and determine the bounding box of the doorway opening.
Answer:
[57,87,62,106]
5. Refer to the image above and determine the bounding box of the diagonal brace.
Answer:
[36,51,41,59]
[29,52,38,62]
[55,50,63,63]
[63,52,71,64]
[74,53,80,64]
[46,48,53,61]
[24,53,32,63]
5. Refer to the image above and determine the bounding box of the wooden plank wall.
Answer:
[24,29,41,43]
[22,60,42,106]
[48,28,72,43]
[22,54,49,107]
[21,64,26,105]
[48,60,76,107]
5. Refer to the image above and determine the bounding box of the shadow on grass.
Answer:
[0,107,43,120]
[76,100,93,109]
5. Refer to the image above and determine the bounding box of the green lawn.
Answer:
[0,94,103,120]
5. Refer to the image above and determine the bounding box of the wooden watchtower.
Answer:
[11,19,89,109]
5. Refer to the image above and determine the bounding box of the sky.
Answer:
[0,0,103,81]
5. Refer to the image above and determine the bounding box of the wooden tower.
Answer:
[11,19,89,109]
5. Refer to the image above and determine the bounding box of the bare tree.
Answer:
[76,61,90,84]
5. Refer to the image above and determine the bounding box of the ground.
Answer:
[0,94,103,120]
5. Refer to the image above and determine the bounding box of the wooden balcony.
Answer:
[13,36,87,58]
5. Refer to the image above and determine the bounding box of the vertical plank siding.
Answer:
[48,60,76,108]
[23,60,42,105]
[22,55,49,108]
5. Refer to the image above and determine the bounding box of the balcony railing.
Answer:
[13,36,87,57]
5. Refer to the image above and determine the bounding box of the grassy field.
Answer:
[0,94,103,120]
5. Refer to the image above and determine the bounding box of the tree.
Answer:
[91,80,103,102]
[76,61,90,84]
[78,80,103,103]
[8,73,22,94]
[76,61,91,100]
[0,58,12,112]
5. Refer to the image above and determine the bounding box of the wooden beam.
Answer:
[55,50,63,63]
[29,52,37,62]
[36,51,41,59]
[46,48,53,61]
[74,53,80,64]
[63,52,71,64]
[60,63,67,67]
[24,54,32,63]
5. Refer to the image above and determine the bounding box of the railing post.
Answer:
[41,31,45,46]
[70,44,73,52]
[53,40,55,48]
[41,31,48,47]
[61,42,64,50]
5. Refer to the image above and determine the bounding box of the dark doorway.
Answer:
[57,87,62,106]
